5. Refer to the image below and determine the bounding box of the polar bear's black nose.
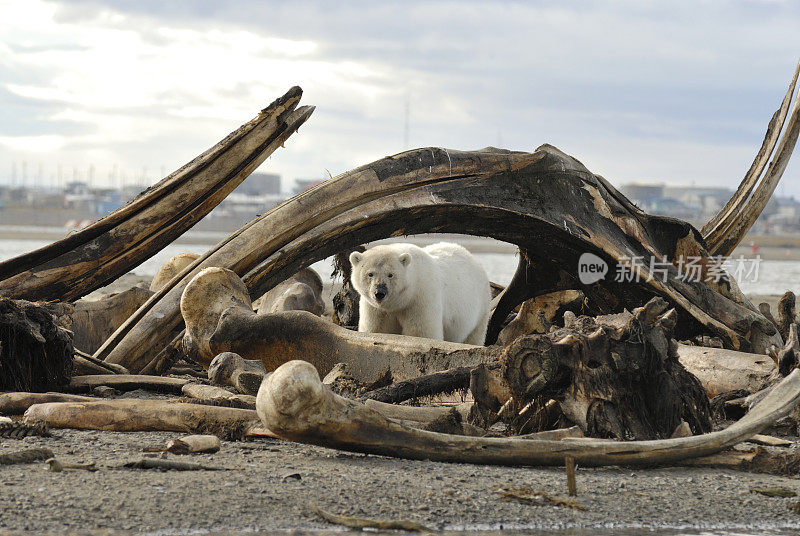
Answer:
[374,284,388,302]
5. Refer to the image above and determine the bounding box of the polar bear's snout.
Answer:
[374,283,388,302]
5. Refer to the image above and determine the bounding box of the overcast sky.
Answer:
[1,0,799,196]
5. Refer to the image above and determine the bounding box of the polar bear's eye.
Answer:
[367,272,374,278]
[388,273,394,278]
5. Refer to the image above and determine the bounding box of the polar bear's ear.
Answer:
[349,251,363,266]
[398,253,411,266]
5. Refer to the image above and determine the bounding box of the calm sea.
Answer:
[0,238,798,296]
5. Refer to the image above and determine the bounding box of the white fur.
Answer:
[349,242,491,344]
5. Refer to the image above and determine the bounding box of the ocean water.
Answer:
[0,238,798,296]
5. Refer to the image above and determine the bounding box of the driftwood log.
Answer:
[66,374,191,395]
[256,359,800,467]
[181,383,256,409]
[0,88,313,302]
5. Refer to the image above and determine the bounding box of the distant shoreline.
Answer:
[0,224,797,259]
[0,225,520,254]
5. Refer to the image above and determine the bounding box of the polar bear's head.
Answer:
[350,246,413,311]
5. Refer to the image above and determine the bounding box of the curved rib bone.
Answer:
[702,59,800,255]
[256,360,800,467]
[103,144,779,371]
[0,87,313,301]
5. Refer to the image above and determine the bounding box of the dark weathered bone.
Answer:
[100,137,783,371]
[256,359,800,467]
[778,322,800,376]
[140,332,186,376]
[486,298,713,439]
[777,291,796,341]
[0,88,313,302]
[361,367,472,404]
[331,246,365,329]
[0,298,73,392]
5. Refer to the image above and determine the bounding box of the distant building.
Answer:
[238,172,281,196]
[207,173,286,227]
[662,185,733,219]
[93,189,124,215]
[620,183,664,203]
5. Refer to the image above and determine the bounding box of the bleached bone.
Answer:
[256,360,800,467]
[23,399,273,440]
[150,253,200,292]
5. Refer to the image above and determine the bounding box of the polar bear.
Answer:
[349,242,491,344]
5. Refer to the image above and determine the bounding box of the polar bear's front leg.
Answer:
[398,303,444,341]
[358,298,402,335]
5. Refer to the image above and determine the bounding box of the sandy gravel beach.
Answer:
[1,424,800,535]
